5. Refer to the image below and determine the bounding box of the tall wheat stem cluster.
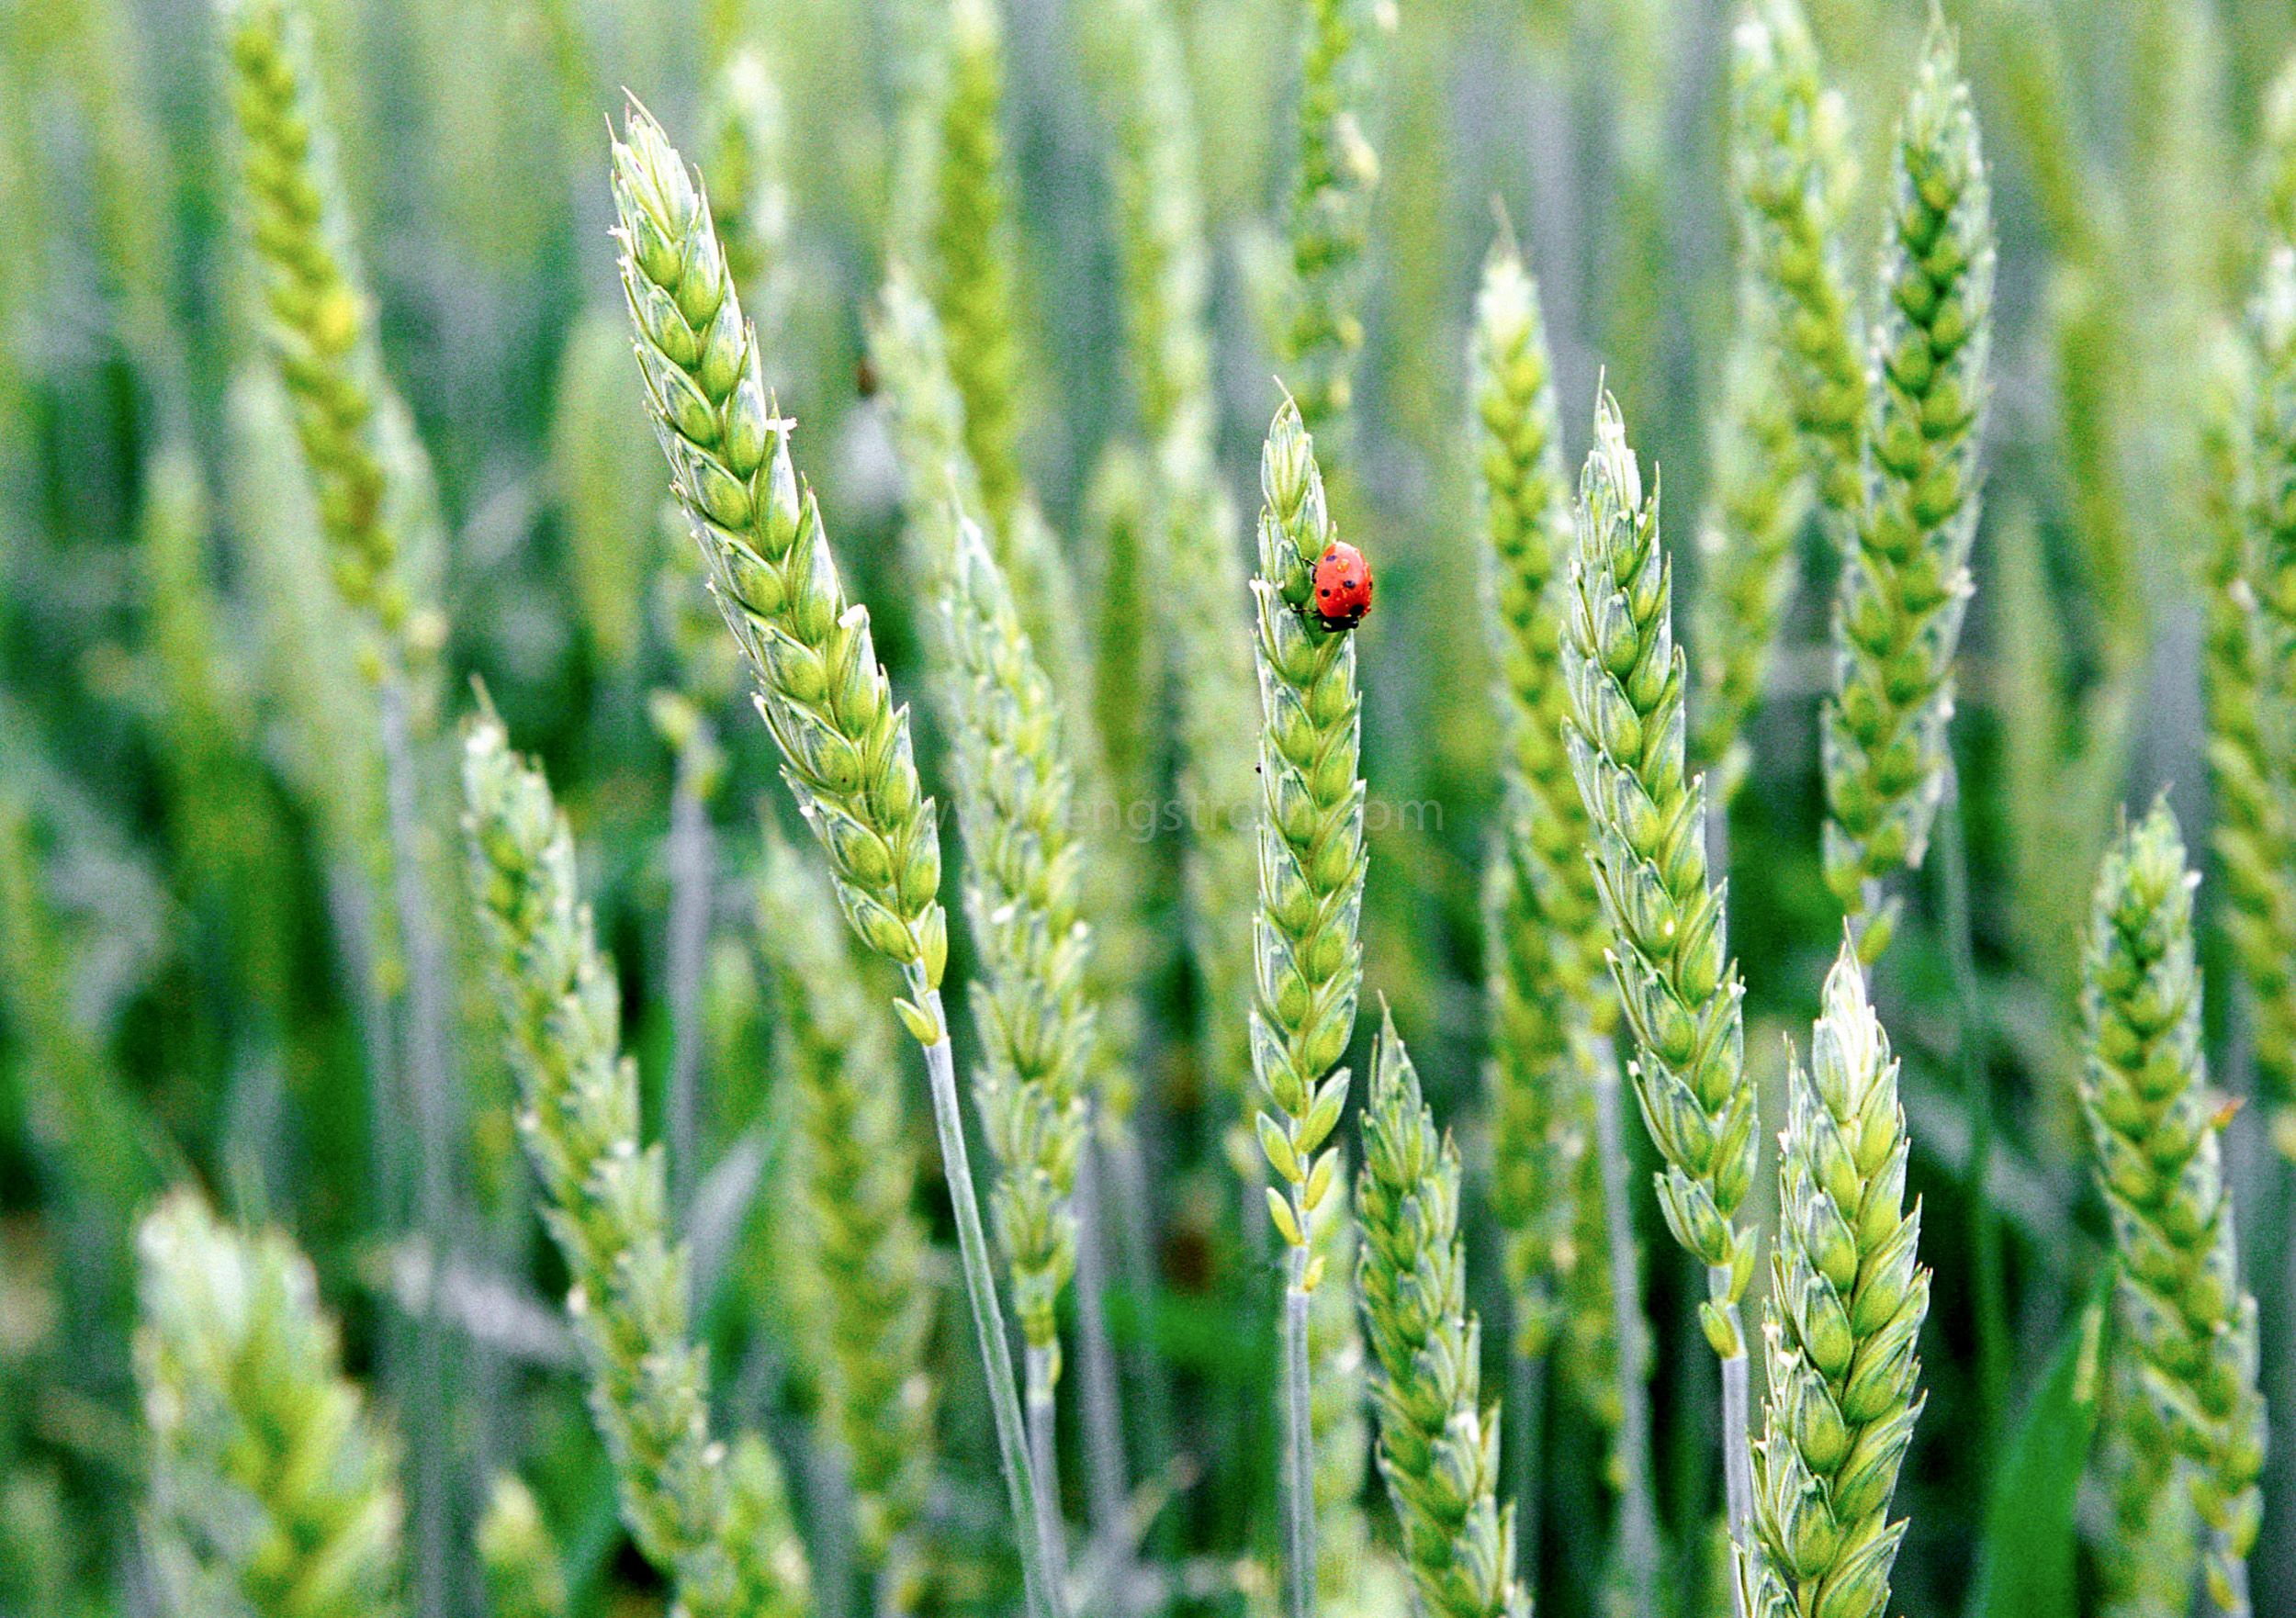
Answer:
[462,712,809,1618]
[1819,30,1995,961]
[2079,806,2268,1616]
[608,106,1063,1617]
[1247,399,1368,1618]
[1469,242,1652,1598]
[1561,397,1761,1574]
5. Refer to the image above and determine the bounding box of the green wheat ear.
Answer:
[612,104,945,998]
[1282,0,1383,455]
[926,0,1029,533]
[1740,942,1928,1618]
[1249,395,1368,1618]
[1250,395,1368,1267]
[2223,246,2296,1152]
[1469,239,1633,1485]
[1560,392,1761,1553]
[219,0,433,651]
[477,1476,569,1618]
[1561,398,1759,1309]
[1355,1006,1532,1618]
[1730,0,1862,530]
[613,104,1061,1616]
[757,829,938,1605]
[134,1189,404,1618]
[1820,26,1996,961]
[460,711,807,1618]
[2079,804,2268,1616]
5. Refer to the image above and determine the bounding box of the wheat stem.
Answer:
[1591,1039,1660,1615]
[377,670,455,1618]
[914,985,1067,1618]
[1507,1347,1544,1588]
[1071,1142,1131,1556]
[1281,1263,1316,1618]
[1026,1342,1067,1592]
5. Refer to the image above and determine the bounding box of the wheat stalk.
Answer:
[926,0,1027,534]
[1469,240,1654,1597]
[1247,397,1368,1618]
[134,1190,404,1618]
[1730,0,1861,534]
[1560,394,1761,1576]
[609,105,1061,1617]
[1739,942,1929,1618]
[1282,0,1382,455]
[943,511,1104,1588]
[2223,248,2296,1149]
[1820,27,1995,961]
[2079,804,2268,1616]
[460,712,808,1618]
[757,829,939,1610]
[1355,1006,1531,1618]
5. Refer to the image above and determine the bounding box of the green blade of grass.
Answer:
[1967,1298,2103,1618]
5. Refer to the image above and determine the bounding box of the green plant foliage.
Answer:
[1968,1302,2101,1618]
[9,6,2296,1617]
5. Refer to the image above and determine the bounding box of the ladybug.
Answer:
[1309,540,1375,631]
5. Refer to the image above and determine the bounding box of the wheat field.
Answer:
[2,1,2293,1615]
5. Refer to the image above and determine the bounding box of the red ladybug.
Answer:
[1310,540,1375,631]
